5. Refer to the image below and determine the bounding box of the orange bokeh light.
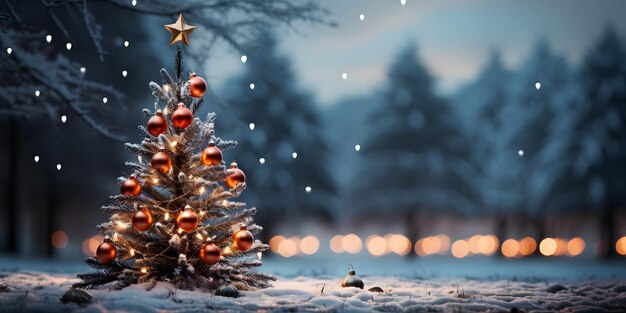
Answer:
[615,237,626,255]
[300,235,320,255]
[468,235,482,254]
[451,240,469,258]
[501,239,519,258]
[367,235,388,256]
[478,235,499,255]
[278,238,298,257]
[567,237,585,256]
[82,235,103,256]
[51,230,68,249]
[436,234,451,254]
[421,236,442,255]
[330,235,345,253]
[540,238,557,256]
[342,234,362,254]
[269,235,285,253]
[519,237,537,256]
[388,234,411,255]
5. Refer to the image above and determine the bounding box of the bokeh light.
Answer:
[539,238,557,256]
[478,235,499,255]
[468,235,482,254]
[269,235,285,253]
[451,240,469,258]
[51,230,68,249]
[278,238,298,257]
[615,237,626,255]
[330,235,344,253]
[501,239,519,258]
[436,234,451,255]
[567,237,585,256]
[300,235,320,255]
[82,235,103,256]
[367,235,387,256]
[388,234,411,255]
[421,236,442,255]
[519,237,537,256]
[342,234,362,254]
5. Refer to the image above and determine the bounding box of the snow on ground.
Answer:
[1,256,626,312]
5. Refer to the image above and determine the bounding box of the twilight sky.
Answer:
[203,0,626,107]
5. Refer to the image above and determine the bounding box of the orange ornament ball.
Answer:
[132,208,153,232]
[233,227,254,251]
[225,162,246,189]
[177,206,198,232]
[151,150,171,174]
[121,176,141,196]
[96,239,117,264]
[147,110,167,137]
[172,103,193,129]
[189,74,207,98]
[202,143,223,166]
[199,243,221,265]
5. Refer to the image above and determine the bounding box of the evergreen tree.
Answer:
[458,51,517,241]
[505,41,570,240]
[551,27,626,256]
[74,46,274,291]
[352,43,476,246]
[219,31,335,240]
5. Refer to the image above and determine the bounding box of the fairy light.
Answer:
[137,155,143,162]
[222,200,228,206]
[163,107,169,115]
[116,222,128,229]
[140,267,148,274]
[199,186,205,194]
[257,252,262,260]
[113,232,119,240]
[223,246,232,254]
[196,233,203,240]
[178,228,183,234]
[164,212,170,221]
[163,85,170,92]
[130,249,135,256]
[199,211,206,216]
[153,178,159,184]
[171,141,177,147]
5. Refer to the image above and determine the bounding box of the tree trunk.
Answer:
[5,118,18,253]
[405,210,418,258]
[532,215,545,257]
[601,201,616,258]
[494,214,506,258]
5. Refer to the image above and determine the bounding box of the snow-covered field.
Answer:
[2,256,626,312]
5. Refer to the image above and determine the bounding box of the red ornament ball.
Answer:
[225,162,246,189]
[147,110,167,137]
[172,103,193,129]
[202,143,223,166]
[132,208,153,232]
[233,227,254,251]
[189,74,207,98]
[151,150,171,174]
[199,243,221,265]
[96,239,117,264]
[177,206,198,232]
[121,176,141,196]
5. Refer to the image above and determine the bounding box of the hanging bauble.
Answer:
[172,103,193,128]
[341,265,364,289]
[215,284,239,298]
[202,142,223,166]
[199,242,221,265]
[96,238,117,264]
[120,175,141,196]
[177,205,198,232]
[151,149,171,174]
[189,73,207,98]
[132,207,153,232]
[225,162,246,189]
[233,226,254,251]
[147,110,167,137]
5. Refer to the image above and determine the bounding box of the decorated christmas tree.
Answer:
[73,15,275,293]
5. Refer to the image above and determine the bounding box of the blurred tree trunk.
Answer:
[494,214,506,258]
[405,210,418,258]
[601,201,616,258]
[46,174,59,258]
[5,118,18,253]
[532,215,545,257]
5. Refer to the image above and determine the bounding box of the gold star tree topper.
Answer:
[164,14,197,46]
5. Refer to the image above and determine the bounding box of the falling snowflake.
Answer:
[259,158,266,164]
[56,164,62,170]
[249,83,255,90]
[45,35,52,43]
[80,67,86,73]
[131,0,137,6]
[34,156,40,163]
[35,90,40,97]
[122,70,128,77]
[342,73,348,80]
[66,43,72,51]
[102,97,108,104]
[401,0,407,5]
[518,150,524,157]
[61,115,67,123]
[535,82,541,90]
[241,55,247,63]
[124,41,129,47]
[292,152,298,159]
[359,14,365,21]
[6,48,12,54]
[355,144,361,152]
[305,186,312,193]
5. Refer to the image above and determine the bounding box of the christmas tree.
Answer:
[73,16,275,292]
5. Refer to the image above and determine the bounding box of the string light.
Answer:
[113,232,119,240]
[164,212,169,221]
[163,85,170,92]
[152,178,159,184]
[137,155,142,162]
[199,186,206,194]
[140,267,147,273]
[196,233,203,240]
[116,222,128,229]
[178,228,183,234]
[223,246,232,254]
[171,141,177,147]
[249,123,255,130]
[130,249,135,256]
[199,211,206,216]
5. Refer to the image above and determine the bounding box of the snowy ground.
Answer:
[2,256,626,312]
